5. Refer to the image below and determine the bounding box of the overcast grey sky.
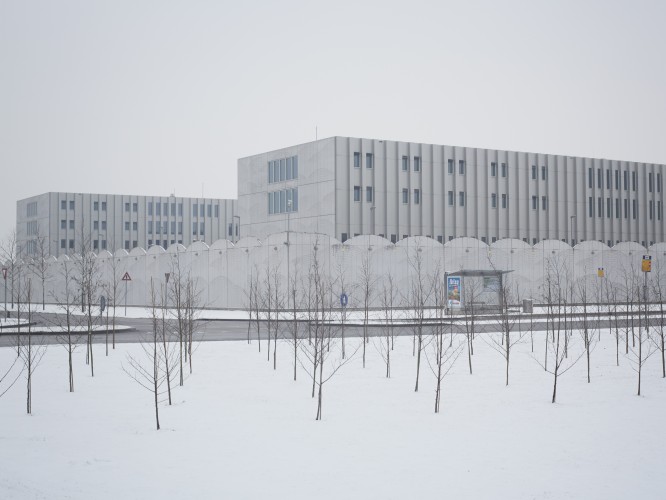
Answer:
[1,0,665,240]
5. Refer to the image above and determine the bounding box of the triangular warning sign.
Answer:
[121,272,132,281]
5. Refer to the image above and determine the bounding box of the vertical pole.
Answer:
[125,279,128,316]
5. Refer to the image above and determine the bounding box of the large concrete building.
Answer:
[238,136,666,247]
[16,136,666,257]
[17,192,238,257]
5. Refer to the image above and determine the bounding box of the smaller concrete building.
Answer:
[17,192,238,257]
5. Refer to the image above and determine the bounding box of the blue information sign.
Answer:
[340,293,348,307]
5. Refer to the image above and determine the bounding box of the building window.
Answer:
[156,222,161,234]
[157,202,162,216]
[658,173,662,193]
[93,221,99,230]
[616,198,620,219]
[133,202,138,212]
[94,201,99,211]
[69,200,74,210]
[101,240,106,250]
[501,163,507,178]
[200,222,205,235]
[402,188,409,204]
[649,200,653,220]
[207,204,212,217]
[658,201,662,220]
[491,193,497,208]
[448,159,454,174]
[624,171,628,190]
[61,219,66,229]
[633,199,638,219]
[60,239,65,249]
[413,156,420,172]
[542,196,547,211]
[649,172,653,192]
[132,240,137,248]
[286,157,293,180]
[124,240,129,250]
[459,160,465,175]
[490,162,497,177]
[200,204,205,217]
[542,166,547,181]
[193,222,197,235]
[533,165,538,180]
[366,153,373,169]
[69,239,74,249]
[178,222,183,234]
[354,186,361,202]
[170,203,175,216]
[598,197,602,217]
[615,170,620,190]
[365,186,373,203]
[606,198,611,218]
[402,156,408,171]
[589,197,593,217]
[588,168,593,188]
[61,200,66,210]
[148,221,153,234]
[124,221,130,231]
[101,201,106,211]
[413,189,420,204]
[532,196,538,210]
[341,233,348,242]
[354,152,361,168]
[69,220,74,230]
[101,221,106,230]
[279,159,285,181]
[133,222,138,231]
[632,171,637,191]
[170,221,175,234]
[125,202,130,212]
[606,170,611,189]
[459,191,465,207]
[502,194,507,209]
[148,202,153,215]
[93,240,99,250]
[448,191,454,206]
[624,199,628,219]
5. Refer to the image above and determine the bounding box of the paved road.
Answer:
[0,309,660,347]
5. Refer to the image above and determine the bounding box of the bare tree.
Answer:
[538,259,584,402]
[577,279,599,383]
[74,225,102,378]
[357,250,376,368]
[485,265,525,386]
[299,243,358,420]
[407,245,433,391]
[428,270,464,412]
[627,268,656,396]
[51,257,85,392]
[376,273,397,378]
[0,229,20,313]
[461,275,482,375]
[124,279,178,430]
[26,225,51,310]
[650,260,666,378]
[18,278,47,414]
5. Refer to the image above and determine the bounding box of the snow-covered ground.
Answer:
[1,326,664,499]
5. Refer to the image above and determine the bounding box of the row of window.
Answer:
[60,200,75,210]
[147,202,221,218]
[26,202,38,217]
[26,221,39,236]
[587,197,662,221]
[587,168,662,193]
[268,188,299,214]
[268,156,299,184]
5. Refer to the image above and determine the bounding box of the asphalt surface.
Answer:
[0,309,662,347]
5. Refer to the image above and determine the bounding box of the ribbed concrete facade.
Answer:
[239,137,666,246]
[17,192,238,257]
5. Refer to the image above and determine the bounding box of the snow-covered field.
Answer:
[1,328,665,499]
